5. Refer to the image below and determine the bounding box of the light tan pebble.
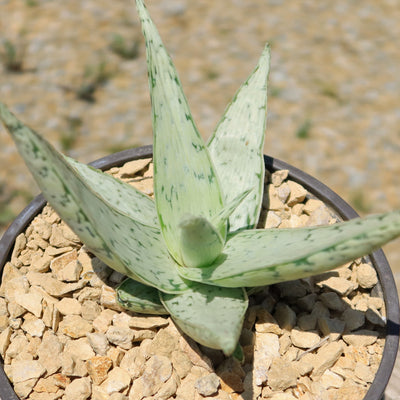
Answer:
[273,303,296,331]
[64,376,91,400]
[354,362,375,383]
[271,170,289,186]
[4,275,30,303]
[294,354,314,376]
[65,337,96,361]
[194,373,220,396]
[217,358,246,393]
[21,315,46,337]
[149,329,179,357]
[29,389,64,400]
[37,331,63,375]
[276,182,291,203]
[52,373,71,388]
[56,297,82,315]
[287,180,307,206]
[0,314,9,331]
[255,309,282,334]
[171,350,193,379]
[318,317,345,341]
[107,346,125,367]
[283,346,300,362]
[6,335,29,359]
[311,341,344,379]
[132,329,156,342]
[0,297,8,315]
[100,285,124,311]
[335,382,368,400]
[61,352,76,376]
[279,332,292,355]
[356,263,378,289]
[305,205,333,226]
[365,307,385,327]
[174,367,208,400]
[106,326,134,350]
[11,359,46,383]
[86,356,113,385]
[253,332,280,385]
[80,300,101,321]
[30,252,53,272]
[41,301,56,328]
[297,314,317,331]
[129,315,169,330]
[33,376,61,393]
[264,211,282,228]
[26,271,87,297]
[32,217,52,239]
[129,355,173,399]
[119,158,151,177]
[45,246,74,257]
[59,314,93,338]
[316,276,356,296]
[76,287,102,302]
[93,309,117,333]
[290,328,320,349]
[320,369,344,389]
[58,260,83,282]
[77,250,95,274]
[267,357,298,391]
[109,393,128,400]
[368,296,384,310]
[87,332,110,355]
[263,185,286,211]
[292,203,305,216]
[11,233,27,260]
[14,286,43,317]
[49,225,77,248]
[14,377,39,399]
[342,308,365,331]
[112,312,132,328]
[120,347,145,379]
[268,393,297,400]
[100,366,131,395]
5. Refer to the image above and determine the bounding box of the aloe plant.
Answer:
[1,0,400,356]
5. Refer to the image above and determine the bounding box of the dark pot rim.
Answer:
[0,145,398,400]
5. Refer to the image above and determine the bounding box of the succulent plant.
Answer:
[1,0,400,356]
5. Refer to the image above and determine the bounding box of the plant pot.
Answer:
[0,145,398,400]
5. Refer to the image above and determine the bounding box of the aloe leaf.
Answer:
[66,156,158,227]
[116,278,169,315]
[178,211,400,287]
[0,103,187,293]
[179,216,224,268]
[136,0,224,263]
[207,45,270,232]
[160,282,248,356]
[211,188,253,233]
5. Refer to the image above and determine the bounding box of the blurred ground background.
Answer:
[0,0,400,397]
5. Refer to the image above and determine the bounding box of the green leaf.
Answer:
[116,278,169,315]
[66,156,158,227]
[207,45,270,232]
[160,282,248,356]
[179,216,224,268]
[178,211,400,287]
[136,0,225,263]
[0,102,188,294]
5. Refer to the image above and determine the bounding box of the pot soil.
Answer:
[0,146,398,400]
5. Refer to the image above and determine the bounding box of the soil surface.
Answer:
[1,1,399,397]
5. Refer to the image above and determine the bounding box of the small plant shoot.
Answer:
[1,0,400,356]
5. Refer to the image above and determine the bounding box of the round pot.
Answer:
[0,145,398,400]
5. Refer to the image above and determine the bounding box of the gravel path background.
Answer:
[1,0,399,397]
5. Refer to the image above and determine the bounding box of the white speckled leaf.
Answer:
[66,156,158,227]
[0,103,187,293]
[207,45,270,232]
[160,282,248,355]
[179,216,224,268]
[116,278,169,315]
[136,0,224,263]
[178,211,400,287]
